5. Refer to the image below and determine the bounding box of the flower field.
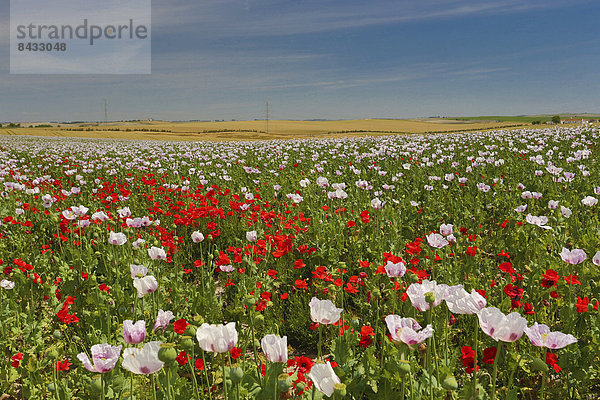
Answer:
[1,126,599,399]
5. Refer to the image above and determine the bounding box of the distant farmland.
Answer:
[0,118,532,141]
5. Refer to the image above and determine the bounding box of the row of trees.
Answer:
[0,123,21,128]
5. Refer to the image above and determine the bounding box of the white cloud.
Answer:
[151,0,583,37]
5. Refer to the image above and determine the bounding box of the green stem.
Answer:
[444,308,449,365]
[491,341,503,400]
[52,363,59,400]
[101,373,106,400]
[202,351,213,400]
[540,349,548,400]
[222,354,229,400]
[189,349,200,400]
[426,308,433,400]
[249,311,263,387]
[129,371,134,399]
[318,323,323,360]
[133,293,138,321]
[431,323,440,387]
[165,366,172,400]
[409,370,415,400]
[151,373,157,400]
[507,352,522,391]
[473,316,479,397]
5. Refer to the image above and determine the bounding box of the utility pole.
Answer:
[265,101,269,135]
[104,99,108,124]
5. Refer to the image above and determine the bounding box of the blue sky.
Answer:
[1,0,599,122]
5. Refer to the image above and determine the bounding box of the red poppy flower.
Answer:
[359,335,372,348]
[498,262,515,275]
[360,326,375,337]
[294,356,314,374]
[546,352,561,372]
[55,359,71,371]
[460,346,478,373]
[195,358,205,370]
[576,297,589,313]
[466,246,477,256]
[10,353,23,368]
[267,269,277,279]
[541,269,559,288]
[360,210,370,223]
[482,347,497,364]
[176,351,189,366]
[563,275,580,285]
[230,347,242,359]
[173,318,190,334]
[448,314,456,326]
[504,284,524,299]
[294,279,308,290]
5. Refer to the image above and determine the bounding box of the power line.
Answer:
[104,99,108,124]
[265,101,269,135]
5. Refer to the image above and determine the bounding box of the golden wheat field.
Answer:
[0,119,531,141]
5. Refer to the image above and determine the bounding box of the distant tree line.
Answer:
[62,128,172,132]
[0,123,21,128]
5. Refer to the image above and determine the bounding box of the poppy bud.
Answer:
[47,383,57,393]
[184,325,197,337]
[158,345,178,364]
[442,376,458,391]
[230,367,244,384]
[350,318,360,329]
[333,383,347,397]
[424,292,435,304]
[90,377,103,393]
[47,349,59,360]
[409,272,419,283]
[542,300,550,307]
[397,359,411,374]
[181,337,194,351]
[448,314,456,326]
[52,330,62,339]
[532,357,549,372]
[277,373,291,392]
[296,382,305,392]
[255,314,265,326]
